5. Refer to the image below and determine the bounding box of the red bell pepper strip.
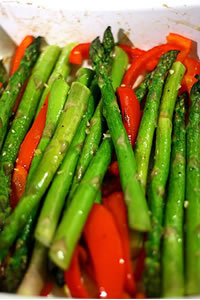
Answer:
[64,245,89,298]
[117,86,141,146]
[122,43,180,88]
[118,44,145,63]
[10,93,49,208]
[83,203,125,299]
[40,281,54,297]
[182,56,200,94]
[69,43,91,65]
[0,82,3,89]
[166,32,192,62]
[102,192,136,296]
[10,35,34,76]
[108,160,120,176]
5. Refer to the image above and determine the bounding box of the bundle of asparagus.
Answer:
[0,26,199,299]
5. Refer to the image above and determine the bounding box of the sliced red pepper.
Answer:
[102,192,136,296]
[117,86,141,147]
[0,82,3,89]
[64,246,90,298]
[166,32,192,62]
[122,43,180,87]
[108,160,120,176]
[40,281,53,297]
[69,43,91,65]
[10,35,34,76]
[83,203,125,299]
[118,44,145,63]
[10,93,49,208]
[181,56,200,94]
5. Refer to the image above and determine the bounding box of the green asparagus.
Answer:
[34,79,99,247]
[135,50,179,191]
[135,71,153,103]
[90,27,151,231]
[49,135,113,270]
[0,45,61,227]
[0,37,41,151]
[0,209,37,292]
[145,61,185,297]
[67,44,128,202]
[162,93,187,298]
[185,76,200,295]
[17,241,48,296]
[35,43,76,116]
[0,81,91,263]
[0,60,8,96]
[26,77,70,188]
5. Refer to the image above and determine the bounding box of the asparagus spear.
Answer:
[34,79,99,247]
[27,68,94,189]
[135,50,179,191]
[90,27,151,231]
[35,43,76,116]
[135,71,153,103]
[26,77,70,188]
[0,59,8,96]
[0,209,37,292]
[111,45,129,90]
[162,93,187,298]
[68,45,128,202]
[0,45,61,227]
[0,37,41,151]
[145,61,185,298]
[49,135,114,270]
[0,81,91,263]
[185,76,200,295]
[17,241,48,296]
[67,99,104,202]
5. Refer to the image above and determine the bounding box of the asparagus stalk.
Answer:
[0,209,37,292]
[0,81,91,263]
[35,43,76,116]
[0,59,8,96]
[135,71,153,103]
[90,28,151,231]
[145,61,185,298]
[0,45,61,227]
[111,45,129,90]
[27,68,94,189]
[26,77,69,188]
[17,241,48,296]
[67,99,104,201]
[34,79,99,247]
[135,50,179,191]
[0,37,41,151]
[49,135,114,270]
[185,76,200,295]
[162,93,187,298]
[68,45,128,202]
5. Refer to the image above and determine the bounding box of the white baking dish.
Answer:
[0,0,200,298]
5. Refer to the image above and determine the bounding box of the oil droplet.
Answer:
[57,250,64,260]
[99,290,107,298]
[119,258,125,264]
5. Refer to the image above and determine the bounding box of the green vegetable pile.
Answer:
[0,26,199,298]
